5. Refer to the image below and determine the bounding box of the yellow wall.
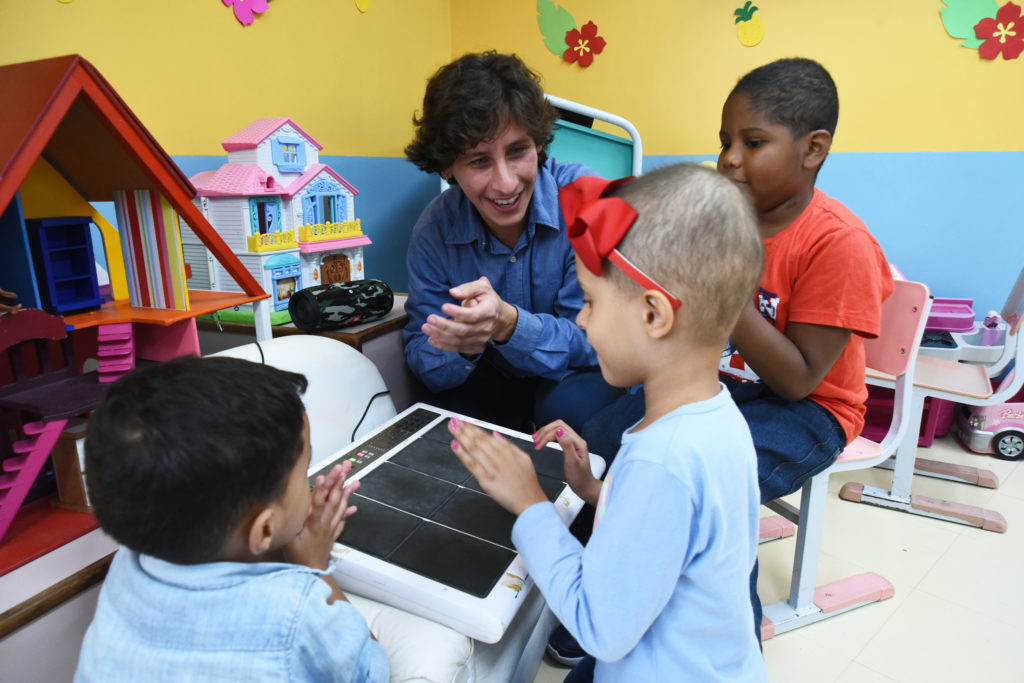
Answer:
[0,0,450,156]
[1,1,1020,155]
[454,0,1023,154]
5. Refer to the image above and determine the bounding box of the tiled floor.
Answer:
[533,435,1024,682]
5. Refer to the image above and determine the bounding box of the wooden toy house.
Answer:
[0,54,272,548]
[184,118,371,319]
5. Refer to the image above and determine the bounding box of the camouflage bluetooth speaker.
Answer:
[288,279,394,332]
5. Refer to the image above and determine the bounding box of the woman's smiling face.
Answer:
[446,119,542,242]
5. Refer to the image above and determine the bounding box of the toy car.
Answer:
[956,384,1024,459]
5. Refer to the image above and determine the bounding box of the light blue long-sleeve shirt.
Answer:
[513,387,768,682]
[403,158,599,392]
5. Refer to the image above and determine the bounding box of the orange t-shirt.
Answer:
[719,188,895,443]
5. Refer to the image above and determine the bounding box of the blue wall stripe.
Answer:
[648,152,1022,314]
[170,152,1022,315]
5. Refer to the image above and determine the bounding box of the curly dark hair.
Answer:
[405,51,557,176]
[730,57,839,138]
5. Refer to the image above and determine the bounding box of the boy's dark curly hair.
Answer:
[84,356,308,564]
[730,57,839,138]
[404,51,556,177]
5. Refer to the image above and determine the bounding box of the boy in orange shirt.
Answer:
[717,57,893,640]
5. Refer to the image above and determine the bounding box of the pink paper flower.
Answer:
[223,0,269,27]
[975,2,1024,60]
[563,21,606,67]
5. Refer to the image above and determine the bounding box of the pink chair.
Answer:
[839,266,1024,532]
[760,279,931,639]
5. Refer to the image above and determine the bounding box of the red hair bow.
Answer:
[559,176,681,309]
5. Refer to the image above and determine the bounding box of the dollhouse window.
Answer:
[271,135,306,173]
[249,197,281,235]
[319,195,337,223]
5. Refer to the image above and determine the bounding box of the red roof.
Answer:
[0,54,266,303]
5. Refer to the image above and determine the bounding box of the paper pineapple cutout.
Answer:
[734,2,765,46]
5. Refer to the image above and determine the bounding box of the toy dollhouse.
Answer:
[182,118,371,323]
[0,54,271,548]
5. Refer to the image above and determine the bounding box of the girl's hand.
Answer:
[449,418,547,516]
[284,463,359,571]
[533,420,602,506]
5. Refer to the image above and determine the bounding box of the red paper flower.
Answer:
[223,0,269,27]
[563,21,606,67]
[975,2,1024,60]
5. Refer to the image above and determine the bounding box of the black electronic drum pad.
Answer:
[310,408,569,598]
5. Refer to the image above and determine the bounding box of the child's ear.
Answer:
[802,129,832,171]
[245,507,277,556]
[641,291,676,340]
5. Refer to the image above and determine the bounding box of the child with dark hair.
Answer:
[449,163,768,681]
[403,51,623,433]
[718,57,893,640]
[75,356,388,682]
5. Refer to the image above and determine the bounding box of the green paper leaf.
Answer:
[940,0,998,49]
[537,0,577,55]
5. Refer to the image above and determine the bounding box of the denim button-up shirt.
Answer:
[75,549,389,682]
[403,158,599,392]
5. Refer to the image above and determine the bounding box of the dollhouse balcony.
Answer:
[296,220,371,255]
[299,219,364,243]
[247,230,297,253]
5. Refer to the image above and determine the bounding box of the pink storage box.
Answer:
[926,298,975,333]
[862,384,955,447]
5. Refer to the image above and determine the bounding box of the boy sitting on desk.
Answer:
[449,163,769,681]
[75,356,388,682]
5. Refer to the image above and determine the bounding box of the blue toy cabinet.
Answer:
[26,216,104,314]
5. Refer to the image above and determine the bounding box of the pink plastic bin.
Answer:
[862,384,955,447]
[926,298,975,333]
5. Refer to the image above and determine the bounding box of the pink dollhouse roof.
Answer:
[192,164,287,197]
[283,163,359,198]
[220,117,323,152]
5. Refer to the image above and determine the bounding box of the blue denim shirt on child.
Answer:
[75,549,389,682]
[403,157,599,392]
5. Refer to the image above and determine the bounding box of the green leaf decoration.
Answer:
[940,0,998,49]
[735,1,758,23]
[537,0,577,55]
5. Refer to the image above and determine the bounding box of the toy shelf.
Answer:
[26,217,104,314]
[63,290,269,330]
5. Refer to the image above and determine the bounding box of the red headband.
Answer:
[559,176,681,309]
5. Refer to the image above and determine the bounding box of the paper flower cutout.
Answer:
[975,1,1024,58]
[563,21,606,67]
[538,0,578,54]
[223,0,268,27]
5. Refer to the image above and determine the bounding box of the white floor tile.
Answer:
[855,589,1024,683]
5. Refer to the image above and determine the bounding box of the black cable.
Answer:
[352,391,391,442]
[254,341,265,365]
